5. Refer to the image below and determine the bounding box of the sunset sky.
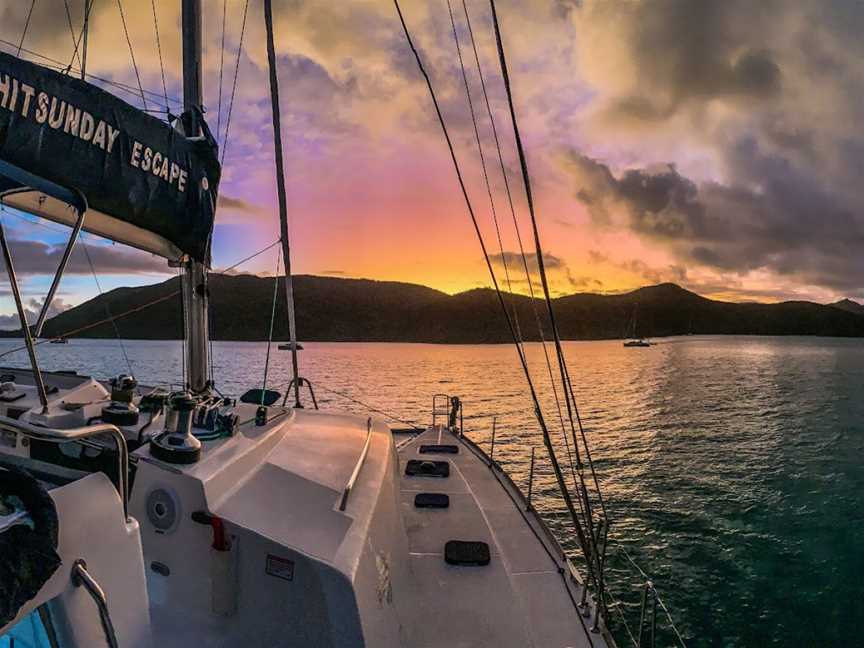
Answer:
[1,0,863,327]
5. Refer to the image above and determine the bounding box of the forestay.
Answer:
[0,52,220,263]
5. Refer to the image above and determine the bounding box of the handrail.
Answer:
[72,559,119,648]
[431,393,450,427]
[0,415,129,520]
[338,417,373,512]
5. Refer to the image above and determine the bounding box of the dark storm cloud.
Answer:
[489,250,600,293]
[575,0,787,127]
[489,250,566,272]
[567,0,864,295]
[564,146,864,290]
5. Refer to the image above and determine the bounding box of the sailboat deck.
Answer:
[396,427,608,648]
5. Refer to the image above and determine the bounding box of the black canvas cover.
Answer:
[0,51,220,263]
[0,468,61,629]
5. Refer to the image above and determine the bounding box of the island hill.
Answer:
[15,275,864,343]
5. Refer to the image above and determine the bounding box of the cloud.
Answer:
[489,250,602,295]
[0,296,72,331]
[571,0,787,129]
[552,0,864,298]
[217,194,268,215]
[0,238,169,277]
[563,145,864,294]
[6,0,864,303]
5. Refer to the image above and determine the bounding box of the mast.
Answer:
[181,0,210,393]
[264,0,301,407]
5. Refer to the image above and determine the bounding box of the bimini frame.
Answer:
[0,173,87,411]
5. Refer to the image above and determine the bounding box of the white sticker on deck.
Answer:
[265,554,295,582]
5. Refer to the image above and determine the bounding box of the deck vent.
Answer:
[414,493,450,508]
[419,444,458,454]
[444,540,490,566]
[405,459,449,478]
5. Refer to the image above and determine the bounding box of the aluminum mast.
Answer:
[181,0,210,393]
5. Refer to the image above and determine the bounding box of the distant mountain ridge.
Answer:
[830,298,864,316]
[9,275,864,343]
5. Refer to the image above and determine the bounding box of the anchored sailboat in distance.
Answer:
[623,302,651,347]
[0,1,687,647]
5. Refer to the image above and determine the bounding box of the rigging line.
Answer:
[220,0,250,163]
[445,0,521,335]
[0,290,182,360]
[259,248,281,404]
[484,6,604,600]
[392,0,600,591]
[16,0,37,57]
[486,0,607,591]
[116,0,148,111]
[461,0,573,472]
[562,351,608,517]
[0,239,281,360]
[219,239,281,274]
[80,0,92,79]
[310,382,423,430]
[446,3,574,483]
[603,585,639,647]
[202,225,216,385]
[0,39,183,107]
[178,266,186,388]
[612,541,688,647]
[62,0,84,72]
[456,0,591,532]
[66,0,94,74]
[487,0,598,499]
[450,0,581,502]
[150,0,170,112]
[0,38,178,105]
[80,239,134,376]
[216,0,228,138]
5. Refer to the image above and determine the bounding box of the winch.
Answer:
[100,374,140,427]
[148,392,201,464]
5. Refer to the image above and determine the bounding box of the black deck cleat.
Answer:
[445,540,490,566]
[419,444,459,454]
[414,493,450,508]
[405,459,450,478]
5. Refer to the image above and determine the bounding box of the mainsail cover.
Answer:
[0,51,220,263]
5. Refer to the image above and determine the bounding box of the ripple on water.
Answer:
[3,335,864,647]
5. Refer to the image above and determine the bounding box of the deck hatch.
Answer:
[419,444,459,454]
[414,493,450,508]
[405,459,450,478]
[444,540,490,566]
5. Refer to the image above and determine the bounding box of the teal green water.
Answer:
[2,335,862,646]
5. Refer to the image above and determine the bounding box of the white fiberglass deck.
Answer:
[0,366,611,647]
[396,427,609,648]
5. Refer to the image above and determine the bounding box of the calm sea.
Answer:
[2,335,862,647]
